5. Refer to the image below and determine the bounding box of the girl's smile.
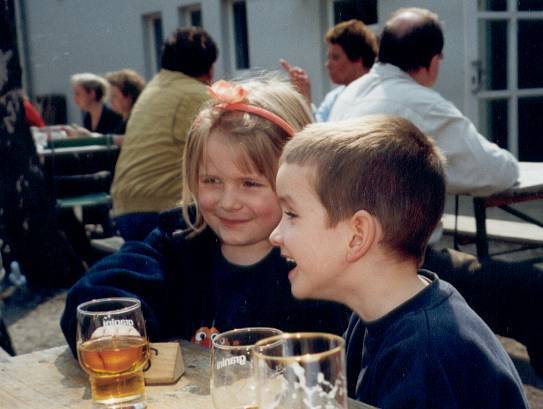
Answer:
[197,130,282,265]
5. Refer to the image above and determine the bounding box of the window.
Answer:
[143,13,163,77]
[232,0,250,70]
[469,1,543,159]
[179,4,202,27]
[333,0,377,25]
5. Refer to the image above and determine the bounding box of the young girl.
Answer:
[61,75,348,354]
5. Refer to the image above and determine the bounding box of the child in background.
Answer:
[60,75,348,355]
[270,115,528,408]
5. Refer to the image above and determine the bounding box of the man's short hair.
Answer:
[281,115,446,262]
[325,19,378,69]
[160,27,218,77]
[378,8,444,72]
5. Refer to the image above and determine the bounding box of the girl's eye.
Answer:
[201,177,219,184]
[243,180,263,188]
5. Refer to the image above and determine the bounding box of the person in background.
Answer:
[0,0,85,291]
[270,116,528,408]
[280,19,378,122]
[22,95,45,128]
[330,7,543,376]
[70,72,123,134]
[60,76,349,356]
[104,69,146,137]
[111,27,218,241]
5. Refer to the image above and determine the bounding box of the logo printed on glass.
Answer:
[215,354,247,369]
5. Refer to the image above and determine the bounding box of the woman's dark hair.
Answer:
[325,19,378,69]
[160,27,218,77]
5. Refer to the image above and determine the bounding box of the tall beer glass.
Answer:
[254,332,348,409]
[76,298,149,408]
[210,327,282,409]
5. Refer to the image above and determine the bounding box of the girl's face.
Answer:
[197,130,282,265]
[73,84,95,111]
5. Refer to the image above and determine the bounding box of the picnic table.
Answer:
[0,340,372,408]
[37,135,120,236]
[471,162,543,257]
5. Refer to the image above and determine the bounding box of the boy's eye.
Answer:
[284,210,298,219]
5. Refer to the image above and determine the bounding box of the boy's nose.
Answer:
[269,225,282,246]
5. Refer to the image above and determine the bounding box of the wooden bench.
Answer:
[442,214,543,245]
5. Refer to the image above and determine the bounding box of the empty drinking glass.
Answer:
[210,327,282,409]
[254,332,348,409]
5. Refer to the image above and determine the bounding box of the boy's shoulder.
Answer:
[349,272,527,408]
[382,273,508,362]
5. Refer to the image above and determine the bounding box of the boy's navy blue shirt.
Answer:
[60,209,349,355]
[344,270,528,408]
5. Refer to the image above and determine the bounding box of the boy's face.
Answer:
[197,130,282,263]
[270,162,351,301]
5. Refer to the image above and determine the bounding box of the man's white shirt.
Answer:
[330,63,519,197]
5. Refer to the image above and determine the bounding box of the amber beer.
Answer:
[78,335,149,403]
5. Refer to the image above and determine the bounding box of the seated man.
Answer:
[111,27,218,241]
[271,115,528,408]
[280,19,377,122]
[330,7,543,376]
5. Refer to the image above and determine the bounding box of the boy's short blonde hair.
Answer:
[281,115,446,262]
[182,74,313,233]
[70,72,109,103]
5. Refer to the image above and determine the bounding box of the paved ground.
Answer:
[1,232,543,408]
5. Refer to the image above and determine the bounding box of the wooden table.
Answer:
[471,162,543,257]
[41,144,117,157]
[0,341,372,408]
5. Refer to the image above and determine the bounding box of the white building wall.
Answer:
[21,0,331,124]
[23,0,185,123]
[20,0,470,125]
[244,0,328,102]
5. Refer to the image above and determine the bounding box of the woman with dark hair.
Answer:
[105,69,145,135]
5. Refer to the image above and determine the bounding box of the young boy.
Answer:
[270,115,528,408]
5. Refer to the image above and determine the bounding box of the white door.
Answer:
[466,0,543,161]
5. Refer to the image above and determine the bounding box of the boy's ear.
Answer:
[346,209,380,262]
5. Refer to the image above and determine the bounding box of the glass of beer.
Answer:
[76,297,149,408]
[210,327,282,409]
[253,332,348,409]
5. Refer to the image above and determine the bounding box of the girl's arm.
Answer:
[60,230,173,356]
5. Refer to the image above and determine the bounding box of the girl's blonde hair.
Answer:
[182,74,313,234]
